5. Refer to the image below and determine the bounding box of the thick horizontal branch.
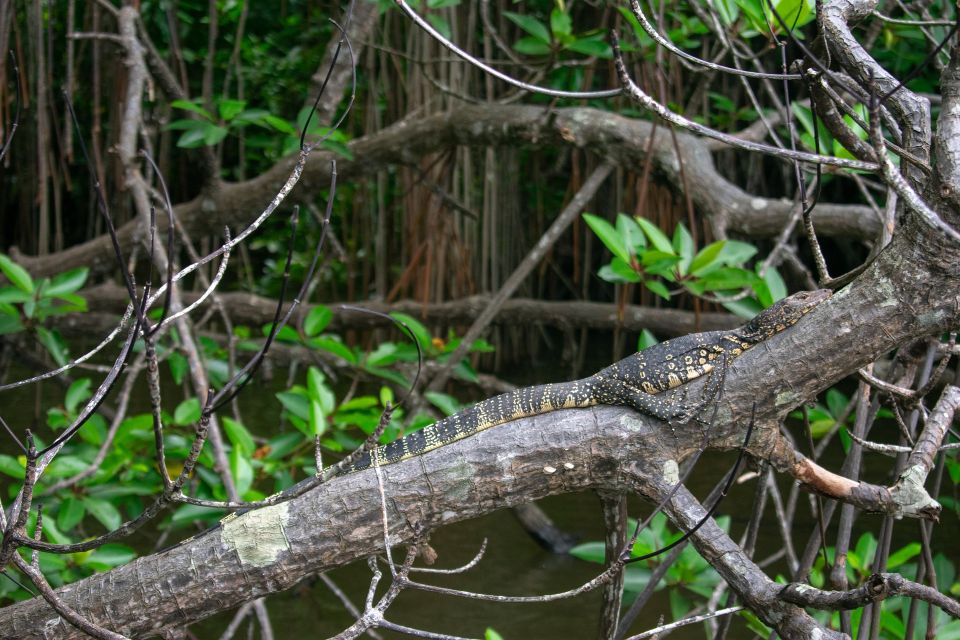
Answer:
[9,105,879,279]
[74,283,739,336]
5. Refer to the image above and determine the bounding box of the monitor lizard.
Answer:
[339,288,830,475]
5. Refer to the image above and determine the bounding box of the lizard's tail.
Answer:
[336,377,601,476]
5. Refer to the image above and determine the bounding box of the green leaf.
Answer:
[167,351,188,385]
[773,0,815,32]
[45,268,88,298]
[761,266,788,303]
[309,337,357,363]
[390,312,433,352]
[583,213,629,263]
[426,14,452,39]
[425,391,461,416]
[230,448,254,496]
[825,388,848,419]
[57,497,86,532]
[644,280,672,300]
[309,399,327,436]
[276,391,310,420]
[173,397,201,426]
[598,257,641,283]
[366,342,398,367]
[304,305,333,337]
[722,298,764,319]
[689,240,727,275]
[484,629,505,640]
[513,36,552,56]
[503,11,550,43]
[616,213,646,254]
[0,254,34,294]
[568,541,606,563]
[638,329,658,351]
[266,432,304,460]
[263,114,298,135]
[84,544,136,569]
[223,417,255,456]
[550,9,572,37]
[36,327,69,366]
[566,36,611,58]
[0,454,24,479]
[380,386,395,408]
[306,367,336,414]
[719,240,757,265]
[635,218,674,254]
[886,543,921,569]
[170,99,213,120]
[640,250,682,276]
[176,122,228,148]
[65,378,92,415]
[218,99,247,122]
[672,223,695,275]
[0,287,31,304]
[81,497,122,531]
[262,322,300,343]
[699,267,756,292]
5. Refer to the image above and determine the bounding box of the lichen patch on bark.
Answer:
[220,503,291,567]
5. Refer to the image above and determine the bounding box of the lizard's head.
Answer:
[741,289,831,341]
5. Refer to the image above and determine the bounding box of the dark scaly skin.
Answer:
[339,289,831,476]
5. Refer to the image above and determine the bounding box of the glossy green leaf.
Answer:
[426,14,452,39]
[672,223,695,275]
[689,240,727,275]
[584,213,630,263]
[276,391,310,420]
[644,279,672,300]
[512,36,551,55]
[263,114,298,135]
[503,11,550,43]
[635,218,674,253]
[887,543,921,569]
[262,322,300,343]
[173,397,201,426]
[616,213,646,254]
[425,391,461,416]
[638,329,658,351]
[719,240,757,265]
[390,312,433,353]
[230,448,254,496]
[304,304,333,337]
[598,257,641,283]
[0,454,24,479]
[366,342,398,367]
[65,378,92,415]
[309,337,357,363]
[218,99,247,122]
[36,327,69,366]
[45,268,88,298]
[0,254,34,294]
[568,541,605,563]
[550,9,572,37]
[309,399,327,436]
[57,497,86,531]
[81,497,122,531]
[170,99,213,120]
[566,36,611,58]
[223,417,255,456]
[85,544,136,569]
